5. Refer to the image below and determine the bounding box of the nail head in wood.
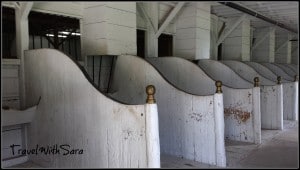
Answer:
[146,85,156,104]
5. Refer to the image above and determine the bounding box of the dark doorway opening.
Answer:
[217,43,223,61]
[158,33,173,57]
[137,29,145,58]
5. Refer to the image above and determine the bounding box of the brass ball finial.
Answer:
[146,85,156,104]
[254,77,260,87]
[277,76,282,84]
[215,80,222,93]
[294,75,298,82]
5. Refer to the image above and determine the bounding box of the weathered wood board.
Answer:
[109,55,226,167]
[199,60,283,130]
[147,57,261,144]
[24,49,159,168]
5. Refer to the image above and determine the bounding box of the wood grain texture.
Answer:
[24,49,159,168]
[109,55,226,167]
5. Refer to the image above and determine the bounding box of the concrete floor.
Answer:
[5,120,298,168]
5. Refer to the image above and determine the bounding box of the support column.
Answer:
[210,14,219,60]
[174,2,211,60]
[221,17,251,61]
[15,2,33,109]
[144,2,158,57]
[251,27,275,62]
[81,2,137,59]
[275,33,292,63]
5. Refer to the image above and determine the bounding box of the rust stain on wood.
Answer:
[224,107,251,123]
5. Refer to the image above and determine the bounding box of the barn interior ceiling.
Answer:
[211,1,298,35]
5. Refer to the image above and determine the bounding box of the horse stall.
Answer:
[23,49,160,168]
[244,62,298,121]
[200,60,283,130]
[285,64,299,74]
[146,57,261,145]
[221,60,284,130]
[273,63,298,78]
[107,55,226,167]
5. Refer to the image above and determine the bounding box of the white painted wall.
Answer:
[245,62,298,121]
[23,49,160,168]
[198,60,283,129]
[251,27,275,63]
[261,63,294,81]
[260,85,283,130]
[222,18,251,61]
[108,55,226,167]
[147,57,261,144]
[81,2,137,58]
[221,60,276,86]
[2,59,20,109]
[174,2,211,60]
[275,34,292,64]
[222,87,261,144]
[197,60,261,144]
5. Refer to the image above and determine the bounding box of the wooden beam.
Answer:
[155,2,185,38]
[217,14,246,45]
[276,35,294,53]
[20,2,33,20]
[137,3,157,32]
[251,27,275,51]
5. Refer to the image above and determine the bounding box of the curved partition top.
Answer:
[260,63,294,81]
[221,60,276,86]
[274,63,298,77]
[24,49,150,167]
[197,59,253,89]
[145,57,216,95]
[286,64,299,74]
[244,62,291,83]
[109,55,216,105]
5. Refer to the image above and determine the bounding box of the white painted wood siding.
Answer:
[108,55,226,167]
[146,57,261,144]
[260,85,283,130]
[23,49,159,168]
[245,62,298,121]
[2,60,21,109]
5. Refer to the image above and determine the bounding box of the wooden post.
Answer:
[254,77,260,87]
[146,85,156,104]
[277,76,282,84]
[215,81,222,93]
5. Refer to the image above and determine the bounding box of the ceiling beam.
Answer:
[155,2,185,38]
[217,14,246,45]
